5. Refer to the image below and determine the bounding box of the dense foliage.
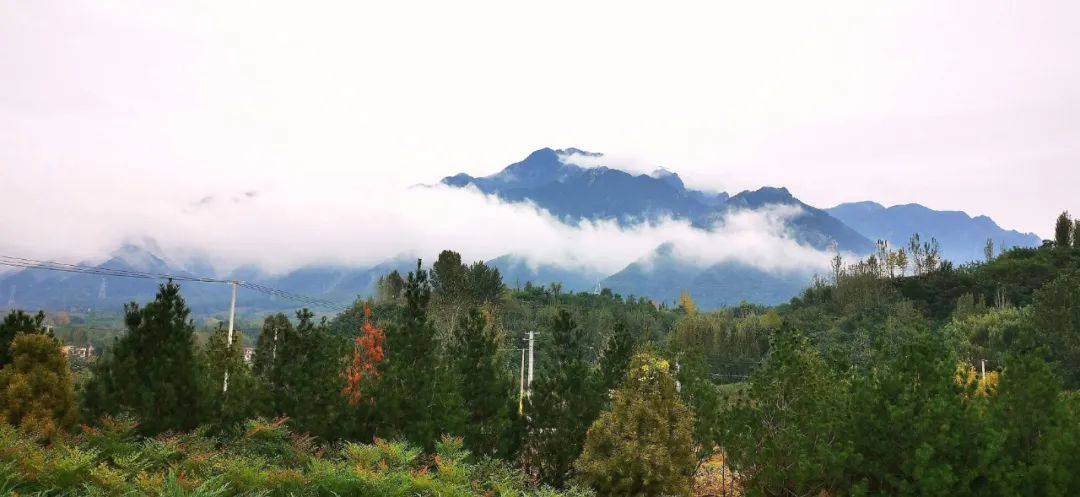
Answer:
[0,418,590,497]
[4,211,1080,496]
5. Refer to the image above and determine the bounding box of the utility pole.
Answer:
[526,331,536,395]
[519,348,526,416]
[223,280,238,393]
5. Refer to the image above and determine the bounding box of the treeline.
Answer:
[0,250,686,496]
[2,213,1080,496]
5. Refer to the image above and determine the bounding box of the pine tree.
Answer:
[575,350,696,497]
[252,313,292,379]
[1074,219,1080,249]
[377,260,465,450]
[1054,211,1072,248]
[526,309,601,488]
[0,309,47,368]
[452,307,518,458]
[199,325,262,433]
[267,308,349,439]
[431,250,467,298]
[82,282,202,434]
[847,322,987,496]
[1029,271,1080,388]
[722,332,854,496]
[674,346,724,464]
[0,333,76,441]
[598,320,635,394]
[984,346,1075,495]
[375,270,406,303]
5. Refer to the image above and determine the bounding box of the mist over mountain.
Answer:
[0,148,1042,312]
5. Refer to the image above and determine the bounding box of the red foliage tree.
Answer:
[342,304,385,405]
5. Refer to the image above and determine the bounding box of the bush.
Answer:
[0,418,591,497]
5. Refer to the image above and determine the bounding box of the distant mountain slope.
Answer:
[826,202,1042,263]
[601,243,812,308]
[0,245,416,314]
[703,187,874,253]
[487,254,604,293]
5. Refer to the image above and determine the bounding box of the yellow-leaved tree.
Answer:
[0,333,77,441]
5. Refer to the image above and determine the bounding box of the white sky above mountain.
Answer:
[1,1,1078,272]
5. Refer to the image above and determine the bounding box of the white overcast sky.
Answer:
[2,0,1079,268]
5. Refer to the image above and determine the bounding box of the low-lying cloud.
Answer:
[0,176,839,281]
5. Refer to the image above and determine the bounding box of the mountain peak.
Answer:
[649,167,685,190]
[729,186,795,208]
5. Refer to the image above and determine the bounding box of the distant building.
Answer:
[61,344,95,360]
[242,346,256,364]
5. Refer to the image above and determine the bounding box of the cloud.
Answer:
[0,171,839,281]
[556,149,671,178]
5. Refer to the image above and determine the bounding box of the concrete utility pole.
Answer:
[526,331,535,395]
[519,348,526,416]
[223,280,238,393]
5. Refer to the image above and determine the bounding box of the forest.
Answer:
[1,212,1079,497]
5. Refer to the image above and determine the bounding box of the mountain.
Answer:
[0,244,416,315]
[0,243,221,313]
[826,202,1042,263]
[601,243,812,308]
[444,148,870,251]
[487,254,605,293]
[442,147,728,225]
[702,187,874,253]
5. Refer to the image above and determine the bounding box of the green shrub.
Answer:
[0,418,590,497]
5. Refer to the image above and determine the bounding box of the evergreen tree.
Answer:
[452,307,519,458]
[465,260,505,304]
[722,332,854,496]
[1075,219,1080,249]
[431,250,467,299]
[526,309,601,488]
[252,313,292,379]
[983,346,1077,496]
[598,320,635,394]
[846,321,987,496]
[375,270,406,303]
[1054,211,1072,248]
[266,309,349,439]
[377,260,465,450]
[0,333,76,441]
[0,309,47,368]
[199,325,262,433]
[1029,271,1080,388]
[575,351,696,497]
[673,346,724,464]
[82,282,202,434]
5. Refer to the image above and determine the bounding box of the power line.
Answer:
[0,255,353,313]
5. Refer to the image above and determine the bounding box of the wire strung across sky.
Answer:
[0,255,354,313]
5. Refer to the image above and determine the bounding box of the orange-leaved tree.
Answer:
[342,304,385,405]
